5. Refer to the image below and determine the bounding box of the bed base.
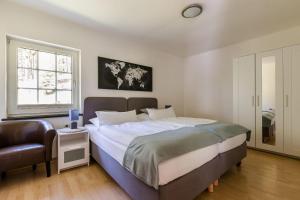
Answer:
[218,142,247,176]
[91,141,247,200]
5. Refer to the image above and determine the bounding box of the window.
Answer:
[7,36,80,117]
[17,48,72,105]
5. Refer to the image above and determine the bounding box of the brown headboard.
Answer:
[128,97,158,114]
[83,97,127,125]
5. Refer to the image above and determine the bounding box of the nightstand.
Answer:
[57,128,89,174]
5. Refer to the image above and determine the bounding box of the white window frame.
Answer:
[6,36,80,117]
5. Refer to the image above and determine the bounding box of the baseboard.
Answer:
[247,146,300,160]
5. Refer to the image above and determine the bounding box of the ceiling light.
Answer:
[182,4,203,18]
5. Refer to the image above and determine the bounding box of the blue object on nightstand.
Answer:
[69,109,79,129]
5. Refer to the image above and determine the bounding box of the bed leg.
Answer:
[213,179,219,186]
[208,184,214,193]
[236,161,242,167]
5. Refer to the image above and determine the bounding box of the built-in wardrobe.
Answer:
[233,44,300,157]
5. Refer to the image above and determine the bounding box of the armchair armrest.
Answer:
[38,120,57,161]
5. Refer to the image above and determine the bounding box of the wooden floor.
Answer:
[1,149,300,200]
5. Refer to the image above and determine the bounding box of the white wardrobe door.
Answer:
[256,49,284,153]
[283,45,300,157]
[233,55,256,147]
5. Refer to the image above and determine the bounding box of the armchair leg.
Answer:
[46,161,51,177]
[1,172,6,179]
[32,164,37,171]
[236,161,242,167]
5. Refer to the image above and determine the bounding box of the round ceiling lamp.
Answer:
[182,4,203,18]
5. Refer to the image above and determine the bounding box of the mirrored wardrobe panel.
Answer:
[261,56,276,145]
[256,49,284,153]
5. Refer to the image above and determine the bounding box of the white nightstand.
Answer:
[57,128,89,174]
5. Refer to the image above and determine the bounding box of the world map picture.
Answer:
[98,57,153,91]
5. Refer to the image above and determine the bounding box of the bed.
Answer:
[83,97,248,200]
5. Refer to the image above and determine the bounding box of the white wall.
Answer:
[0,1,184,128]
[184,26,300,122]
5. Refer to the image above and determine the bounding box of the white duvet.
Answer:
[97,117,216,147]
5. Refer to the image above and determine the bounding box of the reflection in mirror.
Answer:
[261,56,276,145]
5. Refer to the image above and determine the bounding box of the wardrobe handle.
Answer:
[257,96,260,107]
[285,95,289,107]
[252,96,255,107]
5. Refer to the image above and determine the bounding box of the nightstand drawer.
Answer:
[59,146,89,170]
[64,148,85,163]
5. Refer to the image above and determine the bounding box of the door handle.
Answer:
[257,96,260,107]
[285,95,289,107]
[252,96,255,107]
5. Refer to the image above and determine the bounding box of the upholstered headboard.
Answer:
[83,97,158,125]
[127,97,158,114]
[83,97,127,125]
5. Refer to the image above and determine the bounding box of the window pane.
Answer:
[39,51,55,70]
[18,68,37,88]
[57,73,72,90]
[18,89,37,105]
[18,48,37,69]
[57,55,71,73]
[39,71,56,89]
[57,91,72,104]
[39,90,55,104]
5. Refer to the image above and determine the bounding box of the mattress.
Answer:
[86,124,246,186]
[218,133,246,153]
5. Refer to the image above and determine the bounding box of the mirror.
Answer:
[261,56,276,145]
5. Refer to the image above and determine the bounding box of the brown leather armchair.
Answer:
[0,120,56,178]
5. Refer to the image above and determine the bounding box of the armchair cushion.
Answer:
[0,144,45,171]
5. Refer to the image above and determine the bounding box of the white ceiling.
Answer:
[11,0,300,56]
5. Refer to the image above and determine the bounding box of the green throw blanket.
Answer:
[123,122,250,189]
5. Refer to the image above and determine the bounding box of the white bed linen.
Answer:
[160,117,216,126]
[218,133,247,153]
[87,124,127,164]
[86,117,246,185]
[96,117,216,148]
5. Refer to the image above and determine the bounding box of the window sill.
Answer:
[1,113,82,121]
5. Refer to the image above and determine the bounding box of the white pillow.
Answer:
[140,108,148,114]
[89,117,100,128]
[146,107,176,120]
[137,113,150,121]
[95,110,137,125]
